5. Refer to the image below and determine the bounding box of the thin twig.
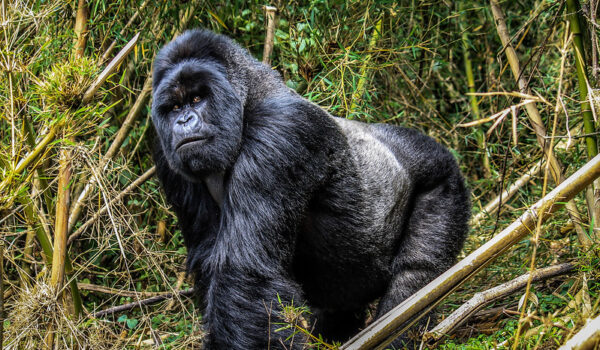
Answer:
[424,263,575,344]
[93,289,195,318]
[68,166,156,245]
[471,159,543,227]
[100,0,148,63]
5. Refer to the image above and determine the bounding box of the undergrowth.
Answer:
[1,0,600,349]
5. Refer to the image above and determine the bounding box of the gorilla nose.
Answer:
[174,111,202,136]
[177,111,196,126]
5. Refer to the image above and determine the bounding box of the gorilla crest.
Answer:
[151,29,470,349]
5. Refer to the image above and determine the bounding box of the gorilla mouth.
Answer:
[176,136,212,150]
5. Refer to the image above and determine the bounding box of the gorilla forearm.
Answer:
[151,29,470,349]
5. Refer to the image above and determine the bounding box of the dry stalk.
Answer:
[559,314,600,350]
[262,6,277,65]
[100,0,148,63]
[424,262,575,344]
[489,0,589,246]
[68,166,156,245]
[93,288,195,318]
[471,159,543,227]
[341,152,600,350]
[82,32,140,104]
[68,78,152,232]
[73,0,89,58]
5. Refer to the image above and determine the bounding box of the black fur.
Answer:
[151,29,470,349]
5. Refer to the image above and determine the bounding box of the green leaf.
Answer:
[126,318,138,329]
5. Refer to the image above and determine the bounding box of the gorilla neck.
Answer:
[203,172,225,208]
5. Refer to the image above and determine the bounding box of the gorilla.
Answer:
[151,29,470,349]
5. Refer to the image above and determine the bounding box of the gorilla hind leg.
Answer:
[312,307,365,343]
[375,170,470,348]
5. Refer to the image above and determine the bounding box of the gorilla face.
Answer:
[152,59,243,180]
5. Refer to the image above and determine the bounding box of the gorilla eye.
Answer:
[173,105,180,111]
[193,96,202,103]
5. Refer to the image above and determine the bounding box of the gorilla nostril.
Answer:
[177,113,193,125]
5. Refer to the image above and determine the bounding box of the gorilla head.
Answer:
[152,35,243,180]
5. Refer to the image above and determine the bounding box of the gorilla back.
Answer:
[151,29,470,349]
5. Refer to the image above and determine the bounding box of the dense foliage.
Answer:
[1,0,599,348]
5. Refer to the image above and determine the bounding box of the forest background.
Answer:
[1,0,600,349]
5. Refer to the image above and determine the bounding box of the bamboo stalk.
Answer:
[262,6,277,65]
[49,148,71,291]
[341,153,600,350]
[100,0,148,63]
[46,8,89,348]
[23,116,54,216]
[559,314,600,350]
[349,18,383,116]
[471,159,543,227]
[566,0,600,235]
[45,146,72,349]
[490,0,589,247]
[0,125,58,199]
[73,0,89,58]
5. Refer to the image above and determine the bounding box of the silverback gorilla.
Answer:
[151,29,470,349]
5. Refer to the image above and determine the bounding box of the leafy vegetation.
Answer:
[1,0,599,348]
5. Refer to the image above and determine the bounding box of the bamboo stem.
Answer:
[490,0,589,246]
[471,159,543,227]
[349,18,383,116]
[50,148,71,291]
[559,314,600,350]
[0,125,58,199]
[45,145,72,349]
[566,0,600,235]
[341,153,600,350]
[262,6,277,65]
[73,0,89,58]
[82,32,140,104]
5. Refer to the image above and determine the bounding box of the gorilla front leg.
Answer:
[203,263,307,350]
